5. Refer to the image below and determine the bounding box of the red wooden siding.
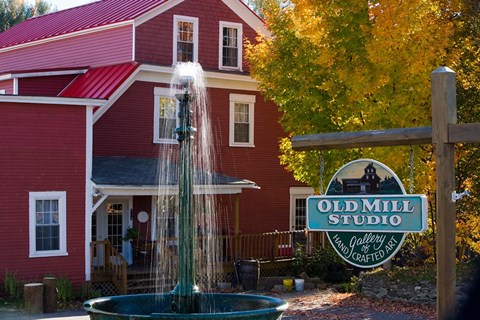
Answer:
[94,80,303,234]
[135,0,257,72]
[18,75,78,96]
[0,25,133,73]
[209,87,303,233]
[132,196,153,241]
[94,81,163,158]
[0,79,13,94]
[0,102,87,285]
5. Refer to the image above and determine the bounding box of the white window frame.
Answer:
[289,187,314,231]
[173,15,199,64]
[219,21,243,71]
[0,89,5,94]
[153,87,178,144]
[29,191,67,258]
[229,93,255,147]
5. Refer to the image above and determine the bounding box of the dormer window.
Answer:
[219,21,242,71]
[173,15,198,64]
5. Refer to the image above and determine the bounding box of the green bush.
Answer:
[292,245,351,283]
[56,277,73,302]
[306,246,350,283]
[77,283,102,300]
[3,271,23,301]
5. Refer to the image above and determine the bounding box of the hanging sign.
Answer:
[307,159,428,268]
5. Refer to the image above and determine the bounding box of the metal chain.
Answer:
[409,146,414,194]
[319,151,325,195]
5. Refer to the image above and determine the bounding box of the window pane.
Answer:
[294,198,307,230]
[222,27,238,67]
[234,123,249,143]
[158,96,177,140]
[233,103,250,143]
[177,21,194,62]
[36,226,60,251]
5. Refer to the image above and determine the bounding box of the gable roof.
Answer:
[0,0,169,50]
[0,0,267,52]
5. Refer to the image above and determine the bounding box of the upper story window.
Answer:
[173,15,199,64]
[154,87,178,144]
[29,191,67,258]
[219,21,243,71]
[229,93,255,147]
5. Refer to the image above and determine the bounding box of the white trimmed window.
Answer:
[229,93,255,147]
[0,89,5,94]
[154,87,178,144]
[219,21,243,71]
[173,15,199,64]
[29,191,67,257]
[290,187,314,230]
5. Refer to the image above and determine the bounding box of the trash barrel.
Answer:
[238,260,260,290]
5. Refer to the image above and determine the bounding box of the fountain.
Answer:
[83,62,288,319]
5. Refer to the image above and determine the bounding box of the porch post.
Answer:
[234,194,240,260]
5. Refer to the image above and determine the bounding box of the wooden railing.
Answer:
[234,230,325,262]
[90,240,128,294]
[189,230,325,263]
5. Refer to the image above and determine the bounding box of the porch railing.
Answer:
[192,230,325,263]
[234,230,325,262]
[90,239,128,294]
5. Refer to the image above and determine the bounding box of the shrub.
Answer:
[77,283,102,300]
[3,272,23,301]
[56,277,73,302]
[306,246,350,283]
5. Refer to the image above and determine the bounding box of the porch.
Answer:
[90,230,326,295]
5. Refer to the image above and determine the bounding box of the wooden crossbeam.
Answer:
[449,123,480,144]
[291,126,432,151]
[291,123,480,151]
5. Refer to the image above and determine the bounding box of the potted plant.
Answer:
[123,227,139,242]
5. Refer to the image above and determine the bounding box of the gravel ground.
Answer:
[270,289,437,320]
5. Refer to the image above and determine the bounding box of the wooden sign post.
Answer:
[291,67,480,320]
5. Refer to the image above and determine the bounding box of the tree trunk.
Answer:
[24,283,44,314]
[43,277,57,313]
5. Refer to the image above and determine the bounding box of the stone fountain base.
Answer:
[84,292,288,320]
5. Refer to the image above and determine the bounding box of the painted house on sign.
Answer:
[0,0,310,290]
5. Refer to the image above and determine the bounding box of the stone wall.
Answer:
[358,271,473,305]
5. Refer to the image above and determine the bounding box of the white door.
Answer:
[92,198,132,265]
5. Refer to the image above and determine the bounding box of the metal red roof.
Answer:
[59,62,139,99]
[0,0,169,49]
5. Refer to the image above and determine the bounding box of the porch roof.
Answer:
[92,156,259,195]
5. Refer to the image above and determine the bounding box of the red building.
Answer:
[0,0,312,287]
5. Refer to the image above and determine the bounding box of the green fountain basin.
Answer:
[84,293,288,320]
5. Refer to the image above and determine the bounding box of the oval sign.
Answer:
[307,159,424,268]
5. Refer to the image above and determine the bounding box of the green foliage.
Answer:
[293,245,351,283]
[76,283,102,300]
[56,277,73,303]
[247,0,480,263]
[3,272,23,301]
[0,0,52,32]
[123,227,140,241]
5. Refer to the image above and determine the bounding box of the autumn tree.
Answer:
[247,0,480,261]
[0,0,52,32]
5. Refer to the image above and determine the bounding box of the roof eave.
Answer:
[0,95,107,106]
[93,182,259,196]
